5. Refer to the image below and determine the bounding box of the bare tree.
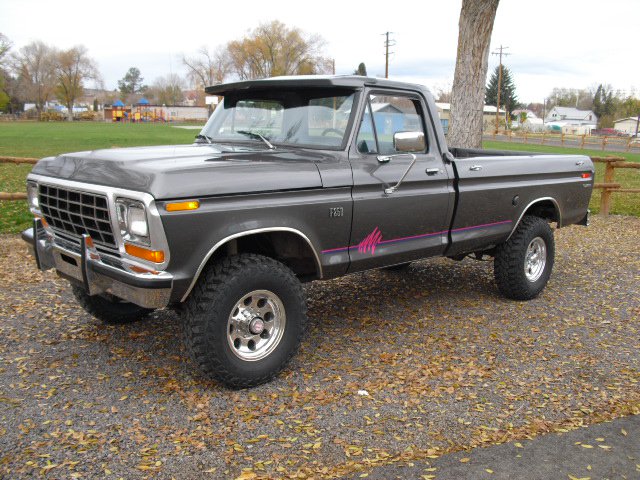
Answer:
[0,33,11,66]
[151,73,185,106]
[183,46,230,91]
[447,0,500,148]
[0,33,12,111]
[226,20,332,80]
[12,41,57,115]
[54,45,100,121]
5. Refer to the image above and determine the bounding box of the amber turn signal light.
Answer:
[165,200,200,212]
[125,243,165,263]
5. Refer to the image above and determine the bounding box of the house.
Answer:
[512,109,544,131]
[370,102,418,134]
[613,117,640,135]
[435,102,506,134]
[544,106,597,126]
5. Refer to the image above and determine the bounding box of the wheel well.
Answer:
[522,199,560,225]
[207,231,321,282]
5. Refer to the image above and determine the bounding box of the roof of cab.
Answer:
[204,75,426,95]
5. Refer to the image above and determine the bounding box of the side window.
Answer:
[356,103,378,154]
[370,94,427,155]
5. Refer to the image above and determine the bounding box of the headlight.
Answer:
[116,198,150,245]
[26,181,39,212]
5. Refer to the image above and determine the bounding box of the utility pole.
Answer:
[491,45,511,134]
[383,32,395,78]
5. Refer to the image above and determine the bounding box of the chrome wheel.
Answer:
[524,237,547,282]
[227,289,286,361]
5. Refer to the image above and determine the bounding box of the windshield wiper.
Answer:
[195,134,213,144]
[236,130,275,150]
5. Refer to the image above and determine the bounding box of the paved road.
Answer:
[350,415,640,479]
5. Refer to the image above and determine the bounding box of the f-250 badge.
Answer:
[329,207,344,217]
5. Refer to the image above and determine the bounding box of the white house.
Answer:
[544,106,597,126]
[613,117,640,135]
[434,102,506,134]
[512,109,544,131]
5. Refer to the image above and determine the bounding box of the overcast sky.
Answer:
[2,0,638,103]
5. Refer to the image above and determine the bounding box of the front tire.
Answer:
[72,285,154,324]
[182,254,307,388]
[494,216,555,300]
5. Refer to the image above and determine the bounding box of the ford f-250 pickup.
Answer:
[22,75,593,388]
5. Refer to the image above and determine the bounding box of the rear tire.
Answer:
[494,216,555,300]
[72,285,153,324]
[182,254,307,388]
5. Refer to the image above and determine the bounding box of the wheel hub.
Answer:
[524,236,547,282]
[227,290,286,361]
[249,317,265,335]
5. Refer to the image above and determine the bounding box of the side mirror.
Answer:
[394,131,425,153]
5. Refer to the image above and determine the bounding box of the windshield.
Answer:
[199,88,357,150]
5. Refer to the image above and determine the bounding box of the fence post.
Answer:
[599,161,616,215]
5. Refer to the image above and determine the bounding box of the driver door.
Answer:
[347,91,452,272]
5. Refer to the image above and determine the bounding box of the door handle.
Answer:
[425,168,440,175]
[469,165,483,171]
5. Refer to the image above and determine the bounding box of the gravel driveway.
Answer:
[1,216,639,479]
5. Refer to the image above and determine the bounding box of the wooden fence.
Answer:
[489,131,640,152]
[1,155,638,216]
[591,156,640,215]
[0,156,38,200]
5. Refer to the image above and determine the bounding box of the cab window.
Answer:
[357,94,427,155]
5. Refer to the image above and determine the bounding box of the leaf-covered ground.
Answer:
[1,216,638,479]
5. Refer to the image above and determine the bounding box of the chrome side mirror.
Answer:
[394,131,425,153]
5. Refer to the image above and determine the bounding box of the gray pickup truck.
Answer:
[23,76,593,387]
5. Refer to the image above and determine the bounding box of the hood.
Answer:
[31,144,327,199]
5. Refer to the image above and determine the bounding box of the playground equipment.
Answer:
[132,98,166,123]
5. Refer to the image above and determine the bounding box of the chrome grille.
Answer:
[38,184,116,247]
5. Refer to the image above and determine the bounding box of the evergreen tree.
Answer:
[118,67,147,97]
[353,62,367,76]
[485,65,518,116]
[592,84,615,118]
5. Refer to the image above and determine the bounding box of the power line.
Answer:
[382,32,396,78]
[491,45,511,133]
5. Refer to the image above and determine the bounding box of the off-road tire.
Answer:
[72,285,154,324]
[183,254,307,389]
[494,216,555,300]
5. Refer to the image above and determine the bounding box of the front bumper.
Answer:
[22,219,173,309]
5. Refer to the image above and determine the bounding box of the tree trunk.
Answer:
[67,105,73,121]
[448,0,500,149]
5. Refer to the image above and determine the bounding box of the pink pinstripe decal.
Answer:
[321,220,512,255]
[358,226,383,255]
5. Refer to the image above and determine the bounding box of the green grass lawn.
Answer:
[0,121,198,158]
[484,141,640,217]
[0,123,638,234]
[0,122,198,233]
